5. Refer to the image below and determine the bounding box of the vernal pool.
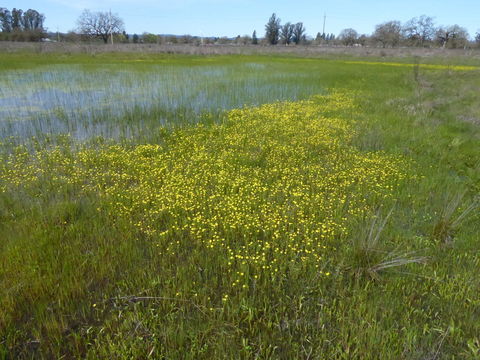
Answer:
[0,63,324,140]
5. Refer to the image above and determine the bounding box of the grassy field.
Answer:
[0,51,479,359]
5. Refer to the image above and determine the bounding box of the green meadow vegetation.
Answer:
[0,51,479,359]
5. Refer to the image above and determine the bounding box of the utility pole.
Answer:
[322,13,326,36]
[56,26,60,42]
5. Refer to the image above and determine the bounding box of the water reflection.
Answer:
[0,63,322,140]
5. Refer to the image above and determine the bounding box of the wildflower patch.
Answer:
[0,91,408,287]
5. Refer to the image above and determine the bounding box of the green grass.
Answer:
[0,52,479,359]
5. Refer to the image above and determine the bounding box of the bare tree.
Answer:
[339,28,358,46]
[373,21,402,48]
[292,22,306,44]
[77,9,124,44]
[403,15,435,46]
[435,25,469,48]
[357,34,370,46]
[280,22,294,45]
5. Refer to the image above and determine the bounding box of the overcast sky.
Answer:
[3,0,479,38]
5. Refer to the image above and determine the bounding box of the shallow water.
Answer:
[0,63,323,140]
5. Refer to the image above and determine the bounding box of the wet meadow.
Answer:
[0,50,479,359]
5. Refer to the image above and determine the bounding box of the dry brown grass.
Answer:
[1,41,480,60]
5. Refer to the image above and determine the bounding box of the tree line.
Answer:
[1,8,480,49]
[0,7,46,41]
[339,17,472,49]
[75,11,480,49]
[264,13,478,49]
[264,14,307,45]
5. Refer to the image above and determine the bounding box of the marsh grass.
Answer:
[431,191,479,245]
[0,61,326,141]
[0,52,479,359]
[342,208,428,280]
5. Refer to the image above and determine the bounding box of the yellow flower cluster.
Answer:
[0,91,408,288]
[343,61,477,71]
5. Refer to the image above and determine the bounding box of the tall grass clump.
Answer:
[344,208,427,280]
[431,191,479,245]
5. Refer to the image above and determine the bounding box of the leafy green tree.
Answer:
[21,9,45,31]
[280,22,294,45]
[265,13,281,45]
[133,33,139,43]
[143,33,158,44]
[313,32,322,45]
[252,30,258,45]
[0,7,45,41]
[11,8,22,30]
[292,22,306,44]
[0,8,12,32]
